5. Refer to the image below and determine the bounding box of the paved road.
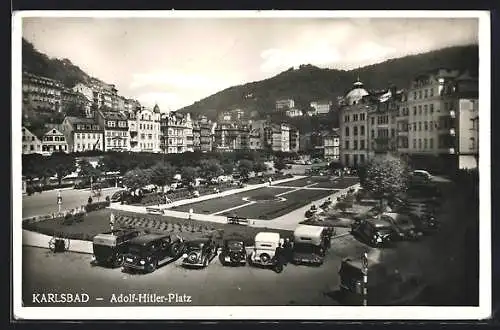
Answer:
[22,187,123,219]
[22,234,368,307]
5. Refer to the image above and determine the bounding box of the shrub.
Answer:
[84,201,110,213]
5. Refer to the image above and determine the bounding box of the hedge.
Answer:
[84,201,110,212]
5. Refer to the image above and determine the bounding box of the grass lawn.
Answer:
[224,188,336,220]
[275,176,359,189]
[171,187,294,213]
[23,208,293,246]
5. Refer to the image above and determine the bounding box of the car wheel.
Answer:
[260,253,271,264]
[114,255,124,268]
[273,263,284,273]
[146,259,157,273]
[219,253,227,266]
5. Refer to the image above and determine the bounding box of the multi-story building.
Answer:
[21,126,43,155]
[324,129,340,162]
[214,122,250,152]
[289,125,300,153]
[402,69,478,171]
[22,72,64,112]
[285,109,303,117]
[41,127,69,155]
[72,83,94,103]
[194,116,214,152]
[310,101,332,115]
[339,80,373,166]
[249,128,262,150]
[160,112,194,154]
[61,116,104,153]
[128,105,162,153]
[275,99,295,111]
[280,124,290,152]
[95,110,129,151]
[367,87,400,159]
[457,96,479,169]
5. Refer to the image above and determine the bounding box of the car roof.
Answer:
[293,225,324,238]
[255,232,280,242]
[366,218,393,227]
[128,233,170,245]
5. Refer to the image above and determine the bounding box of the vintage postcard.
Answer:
[11,10,491,320]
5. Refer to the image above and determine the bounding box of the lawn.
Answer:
[23,208,293,246]
[221,188,336,220]
[171,187,294,214]
[275,176,359,189]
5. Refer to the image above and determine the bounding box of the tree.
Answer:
[199,159,223,180]
[150,162,177,191]
[181,166,198,185]
[274,157,287,173]
[222,162,234,175]
[362,155,409,206]
[253,161,267,174]
[123,168,152,191]
[238,159,253,179]
[22,154,48,183]
[65,101,86,117]
[45,153,77,186]
[78,159,101,181]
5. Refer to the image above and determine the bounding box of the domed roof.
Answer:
[345,80,369,106]
[153,104,160,113]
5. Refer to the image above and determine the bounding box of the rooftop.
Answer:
[100,111,128,121]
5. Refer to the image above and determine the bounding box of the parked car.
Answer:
[219,237,247,266]
[380,212,423,241]
[92,229,142,267]
[412,170,432,182]
[291,225,330,266]
[122,233,185,273]
[350,218,396,247]
[249,232,283,271]
[110,190,126,203]
[182,238,218,268]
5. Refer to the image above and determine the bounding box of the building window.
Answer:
[424,138,428,149]
[353,114,358,121]
[360,154,365,164]
[424,104,428,115]
[413,139,416,149]
[344,115,350,122]
[353,126,358,136]
[107,121,116,127]
[430,88,434,97]
[418,105,422,115]
[413,123,417,131]
[353,140,358,150]
[430,138,434,149]
[469,137,476,150]
[413,107,417,116]
[345,127,349,137]
[391,129,395,137]
[418,139,422,149]
[419,122,422,131]
[430,103,434,114]
[371,117,375,125]
[360,125,365,136]
[424,89,428,98]
[430,122,434,131]
[371,129,375,138]
[413,91,417,100]
[418,90,422,99]
[360,113,366,121]
[30,145,34,151]
[345,141,350,150]
[360,140,365,150]
[424,121,428,131]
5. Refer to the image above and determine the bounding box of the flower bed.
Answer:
[84,201,111,212]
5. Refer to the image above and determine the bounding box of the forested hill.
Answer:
[177,44,478,120]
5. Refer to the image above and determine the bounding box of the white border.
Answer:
[12,10,491,320]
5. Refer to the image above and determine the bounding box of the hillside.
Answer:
[177,44,479,121]
[22,38,99,88]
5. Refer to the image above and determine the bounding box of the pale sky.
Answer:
[22,16,478,111]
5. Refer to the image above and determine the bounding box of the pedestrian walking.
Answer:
[88,196,93,204]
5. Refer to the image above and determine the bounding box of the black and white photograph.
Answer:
[11,10,491,320]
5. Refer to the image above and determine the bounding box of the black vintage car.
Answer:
[122,233,185,273]
[92,229,142,267]
[351,218,396,247]
[110,190,126,203]
[380,212,423,241]
[219,238,247,266]
[182,238,218,268]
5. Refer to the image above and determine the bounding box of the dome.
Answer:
[345,80,369,106]
[153,104,160,113]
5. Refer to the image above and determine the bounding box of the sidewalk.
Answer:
[22,229,93,254]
